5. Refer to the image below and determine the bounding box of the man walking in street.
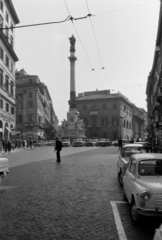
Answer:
[118,138,122,152]
[55,137,62,162]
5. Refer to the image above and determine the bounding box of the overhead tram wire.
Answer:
[0,16,71,30]
[95,0,160,16]
[86,0,112,90]
[0,1,159,31]
[0,14,92,31]
[64,0,104,89]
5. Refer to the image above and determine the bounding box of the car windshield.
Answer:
[123,147,151,157]
[139,159,162,176]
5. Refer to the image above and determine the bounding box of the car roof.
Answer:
[132,153,162,161]
[123,144,144,148]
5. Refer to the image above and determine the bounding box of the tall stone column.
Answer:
[68,35,77,109]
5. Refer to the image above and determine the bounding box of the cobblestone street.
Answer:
[0,146,161,240]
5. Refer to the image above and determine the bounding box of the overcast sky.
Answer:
[13,0,160,123]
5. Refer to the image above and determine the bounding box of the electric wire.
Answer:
[86,0,112,89]
[0,16,70,31]
[95,0,159,16]
[0,1,158,31]
[64,0,104,89]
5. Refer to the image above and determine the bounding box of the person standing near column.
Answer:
[55,137,62,162]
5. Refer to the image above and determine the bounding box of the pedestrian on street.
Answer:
[4,139,8,153]
[55,137,62,162]
[29,139,32,149]
[118,138,122,152]
[130,138,134,143]
[7,140,11,154]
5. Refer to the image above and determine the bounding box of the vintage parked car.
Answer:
[46,140,55,146]
[117,143,152,186]
[35,140,46,147]
[96,139,107,147]
[72,140,84,147]
[62,139,70,147]
[113,140,119,146]
[0,157,9,184]
[153,223,162,240]
[123,153,162,224]
[85,139,96,146]
[105,139,112,146]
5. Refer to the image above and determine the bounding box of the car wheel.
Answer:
[118,171,123,187]
[130,199,141,225]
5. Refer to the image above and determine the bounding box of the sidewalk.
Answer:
[0,148,23,157]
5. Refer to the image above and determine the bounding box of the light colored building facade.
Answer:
[16,69,58,140]
[76,90,146,140]
[0,0,19,140]
[146,0,162,144]
[132,106,147,140]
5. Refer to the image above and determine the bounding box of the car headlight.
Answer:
[141,191,151,201]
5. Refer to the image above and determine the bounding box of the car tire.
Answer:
[130,199,141,225]
[118,171,123,187]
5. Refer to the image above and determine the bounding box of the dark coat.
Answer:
[55,140,62,151]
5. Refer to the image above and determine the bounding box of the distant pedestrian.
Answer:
[118,138,123,152]
[55,137,62,162]
[130,138,134,143]
[7,140,11,154]
[29,139,32,149]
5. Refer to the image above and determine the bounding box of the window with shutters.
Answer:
[0,15,3,29]
[0,69,3,87]
[28,113,33,122]
[0,99,3,109]
[5,75,9,92]
[112,117,118,126]
[11,106,14,114]
[29,92,32,98]
[0,46,3,61]
[6,103,9,112]
[102,117,108,126]
[0,1,3,12]
[10,81,14,96]
[5,55,9,67]
[27,101,34,109]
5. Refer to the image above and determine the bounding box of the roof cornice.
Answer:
[5,0,20,24]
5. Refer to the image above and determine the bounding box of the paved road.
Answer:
[0,146,161,240]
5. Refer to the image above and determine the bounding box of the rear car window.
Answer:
[139,159,162,176]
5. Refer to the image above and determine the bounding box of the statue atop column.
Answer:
[69,35,76,52]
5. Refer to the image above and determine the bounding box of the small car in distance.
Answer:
[96,138,107,147]
[123,153,162,224]
[85,139,96,146]
[35,140,46,147]
[72,140,84,147]
[62,139,70,147]
[113,140,119,146]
